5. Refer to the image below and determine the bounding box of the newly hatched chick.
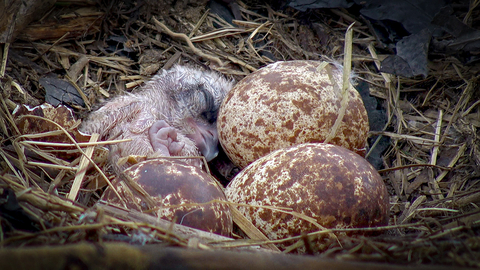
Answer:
[80,65,234,171]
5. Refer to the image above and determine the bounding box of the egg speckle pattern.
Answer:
[225,143,389,246]
[217,60,369,168]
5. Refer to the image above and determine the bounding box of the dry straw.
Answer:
[1,0,479,267]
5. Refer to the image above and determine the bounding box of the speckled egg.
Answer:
[225,143,389,248]
[102,158,232,236]
[217,60,369,168]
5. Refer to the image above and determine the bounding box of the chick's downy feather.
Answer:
[80,65,233,170]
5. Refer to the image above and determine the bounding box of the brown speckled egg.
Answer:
[102,158,232,236]
[217,60,369,168]
[225,143,388,247]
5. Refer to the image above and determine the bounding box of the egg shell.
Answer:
[225,143,389,246]
[217,60,369,168]
[102,158,232,236]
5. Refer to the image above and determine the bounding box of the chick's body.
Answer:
[80,65,233,171]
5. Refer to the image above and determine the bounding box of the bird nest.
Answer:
[1,0,479,268]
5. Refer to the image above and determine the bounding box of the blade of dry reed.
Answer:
[435,143,467,183]
[26,162,76,171]
[2,174,85,213]
[29,43,134,72]
[189,9,209,38]
[429,110,444,200]
[0,151,26,186]
[430,110,443,166]
[440,66,475,144]
[21,138,131,147]
[230,206,280,252]
[449,190,480,207]
[68,133,99,201]
[48,168,67,193]
[371,131,437,145]
[443,210,480,230]
[1,43,9,77]
[65,74,91,110]
[324,22,354,143]
[246,22,271,61]
[190,28,249,42]
[0,96,20,135]
[120,172,158,209]
[367,43,392,85]
[398,195,426,224]
[97,201,234,244]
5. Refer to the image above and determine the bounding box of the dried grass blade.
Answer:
[0,43,9,77]
[324,22,354,143]
[430,110,444,200]
[230,206,280,252]
[68,133,99,201]
[435,143,467,183]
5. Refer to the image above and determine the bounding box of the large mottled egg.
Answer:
[225,143,389,248]
[217,60,369,168]
[102,158,232,236]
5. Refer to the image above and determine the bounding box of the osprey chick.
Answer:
[80,65,233,171]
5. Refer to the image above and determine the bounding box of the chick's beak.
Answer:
[186,120,219,161]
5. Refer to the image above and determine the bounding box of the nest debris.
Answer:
[0,0,479,268]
